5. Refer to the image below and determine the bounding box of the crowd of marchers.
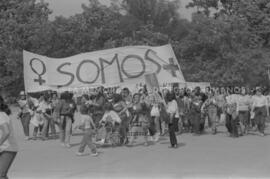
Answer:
[14,86,270,157]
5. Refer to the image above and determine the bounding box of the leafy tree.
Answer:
[44,0,123,58]
[122,0,180,30]
[187,0,270,47]
[186,0,219,17]
[0,0,51,95]
[3,0,269,95]
[182,0,270,86]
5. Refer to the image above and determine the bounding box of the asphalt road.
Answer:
[7,107,270,179]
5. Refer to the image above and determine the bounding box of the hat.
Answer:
[20,91,26,96]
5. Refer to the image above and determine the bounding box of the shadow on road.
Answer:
[159,141,186,148]
[70,143,81,148]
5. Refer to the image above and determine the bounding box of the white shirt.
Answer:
[37,101,52,113]
[226,94,239,104]
[79,114,93,129]
[100,111,121,124]
[0,112,18,152]
[216,94,226,108]
[252,95,268,108]
[18,99,30,113]
[237,95,251,111]
[167,100,179,118]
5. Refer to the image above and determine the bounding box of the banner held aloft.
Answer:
[23,44,185,93]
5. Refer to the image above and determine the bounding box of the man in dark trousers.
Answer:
[194,87,208,133]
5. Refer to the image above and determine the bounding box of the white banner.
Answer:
[186,82,211,91]
[23,44,185,92]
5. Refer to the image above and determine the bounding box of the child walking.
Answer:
[74,105,98,157]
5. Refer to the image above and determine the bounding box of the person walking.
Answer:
[32,95,45,139]
[92,88,106,126]
[189,95,203,135]
[96,102,121,145]
[236,88,252,135]
[149,92,163,141]
[59,92,77,148]
[40,94,54,140]
[166,92,179,148]
[0,96,18,179]
[113,94,129,145]
[17,91,34,140]
[225,93,240,137]
[51,93,61,128]
[251,87,269,136]
[201,90,219,134]
[128,93,150,146]
[176,89,190,133]
[74,105,98,157]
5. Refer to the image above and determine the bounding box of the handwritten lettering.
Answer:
[45,49,175,87]
[76,60,100,84]
[121,55,145,78]
[57,62,74,87]
[100,54,123,84]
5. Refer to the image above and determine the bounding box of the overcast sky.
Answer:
[45,0,195,20]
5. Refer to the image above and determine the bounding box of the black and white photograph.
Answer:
[0,0,270,178]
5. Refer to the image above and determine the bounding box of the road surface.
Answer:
[8,107,270,179]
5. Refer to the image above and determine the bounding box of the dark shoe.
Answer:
[168,144,177,148]
[124,138,129,145]
[41,137,48,141]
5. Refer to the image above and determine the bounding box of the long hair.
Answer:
[166,92,175,102]
[0,96,11,115]
[60,91,72,101]
[113,93,123,104]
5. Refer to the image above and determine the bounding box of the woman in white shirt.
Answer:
[251,88,269,136]
[166,92,179,148]
[0,96,18,179]
[236,89,252,135]
[225,93,241,137]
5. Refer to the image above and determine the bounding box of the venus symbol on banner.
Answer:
[30,58,46,85]
[163,58,179,77]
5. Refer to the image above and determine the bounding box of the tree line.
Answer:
[1,0,270,95]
